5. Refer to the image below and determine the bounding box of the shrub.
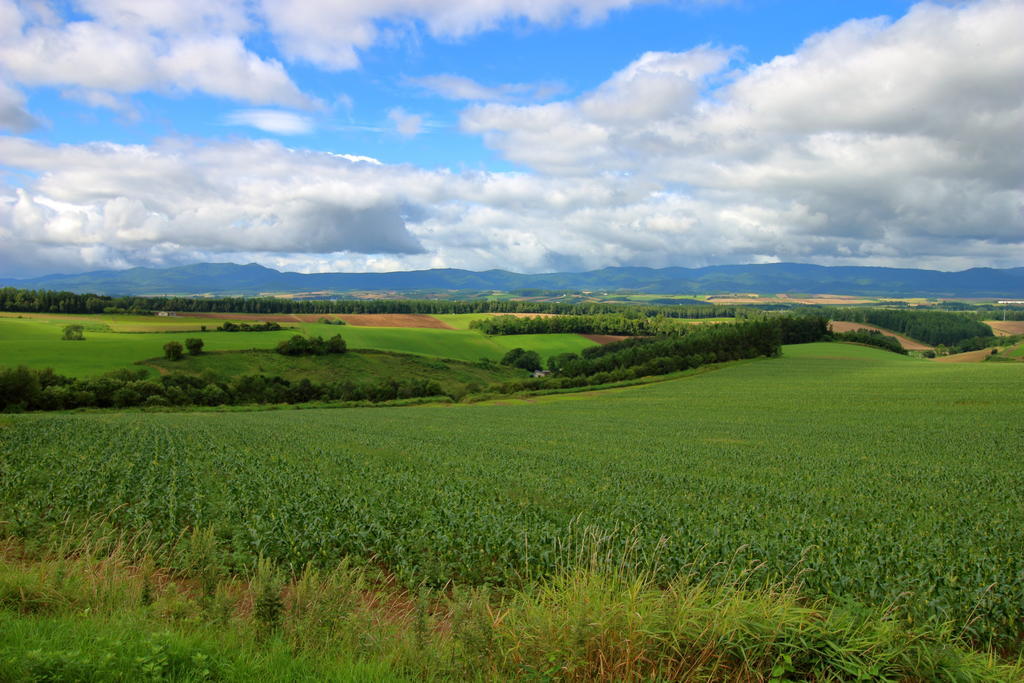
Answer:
[163,341,184,361]
[184,338,204,356]
[61,324,85,341]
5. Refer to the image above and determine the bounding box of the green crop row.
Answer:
[2,343,1023,650]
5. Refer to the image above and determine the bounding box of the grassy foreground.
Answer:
[2,537,1019,681]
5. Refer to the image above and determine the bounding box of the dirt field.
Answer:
[582,334,630,345]
[182,312,453,329]
[336,314,453,329]
[984,320,1024,336]
[935,348,998,363]
[828,321,933,351]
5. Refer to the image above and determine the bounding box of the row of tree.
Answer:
[275,335,347,356]
[0,365,443,412]
[217,321,282,332]
[0,287,743,319]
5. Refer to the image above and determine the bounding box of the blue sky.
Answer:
[0,0,1021,277]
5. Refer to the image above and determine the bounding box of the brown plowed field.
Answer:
[181,312,453,329]
[984,320,1024,336]
[935,348,997,363]
[582,334,630,345]
[828,321,933,351]
[337,314,453,329]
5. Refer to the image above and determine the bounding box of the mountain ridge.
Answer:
[2,262,1023,298]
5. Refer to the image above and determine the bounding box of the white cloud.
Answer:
[408,73,564,102]
[224,109,314,135]
[388,107,424,137]
[0,136,427,277]
[0,0,315,109]
[460,0,1024,261]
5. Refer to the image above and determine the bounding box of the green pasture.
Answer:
[290,321,506,361]
[4,343,1024,647]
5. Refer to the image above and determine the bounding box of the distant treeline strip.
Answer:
[0,287,739,319]
[470,314,703,336]
[824,308,993,346]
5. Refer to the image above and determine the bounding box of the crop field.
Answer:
[3,343,1023,649]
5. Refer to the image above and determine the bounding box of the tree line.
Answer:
[470,314,706,336]
[0,364,445,413]
[0,287,741,318]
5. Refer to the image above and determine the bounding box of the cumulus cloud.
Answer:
[388,107,424,137]
[1,0,1022,277]
[224,109,314,135]
[461,0,1024,263]
[0,136,429,276]
[0,0,314,108]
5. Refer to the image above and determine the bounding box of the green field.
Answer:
[0,314,598,377]
[4,343,1023,649]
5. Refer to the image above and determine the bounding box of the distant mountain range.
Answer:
[2,262,1023,298]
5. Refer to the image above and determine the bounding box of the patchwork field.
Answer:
[0,313,598,377]
[4,343,1023,652]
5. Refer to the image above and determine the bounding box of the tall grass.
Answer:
[1,530,1020,681]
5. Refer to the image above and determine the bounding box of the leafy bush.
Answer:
[185,338,204,355]
[61,324,84,341]
[163,341,184,361]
